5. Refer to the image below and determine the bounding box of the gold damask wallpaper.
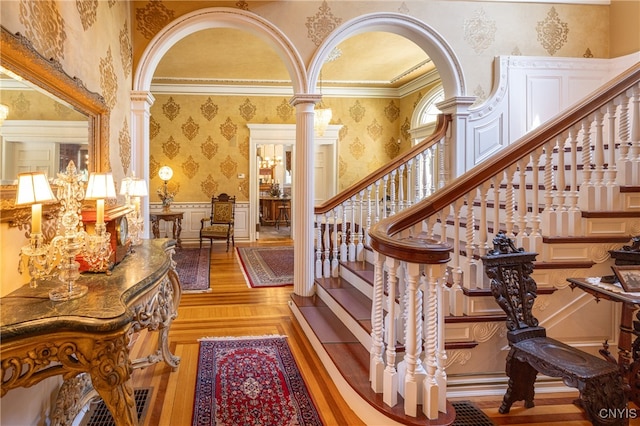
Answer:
[150,93,419,203]
[1,0,133,181]
[131,1,621,106]
[1,89,86,121]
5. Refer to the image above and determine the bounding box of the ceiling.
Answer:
[152,29,437,93]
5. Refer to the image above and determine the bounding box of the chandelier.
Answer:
[16,161,115,301]
[314,71,332,137]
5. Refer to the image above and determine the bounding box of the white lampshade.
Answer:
[85,172,116,200]
[15,172,56,205]
[158,166,173,181]
[130,178,148,197]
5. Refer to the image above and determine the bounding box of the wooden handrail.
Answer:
[370,61,640,262]
[314,113,452,215]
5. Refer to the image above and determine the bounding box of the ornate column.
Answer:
[290,95,320,296]
[130,91,155,239]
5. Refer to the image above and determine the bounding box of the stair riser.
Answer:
[315,284,372,349]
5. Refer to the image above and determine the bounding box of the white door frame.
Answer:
[247,123,341,242]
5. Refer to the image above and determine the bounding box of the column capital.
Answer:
[289,94,322,107]
[131,90,155,106]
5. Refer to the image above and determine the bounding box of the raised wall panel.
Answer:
[527,76,563,129]
[585,219,628,236]
[474,117,503,165]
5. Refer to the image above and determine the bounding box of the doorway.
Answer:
[247,123,341,242]
[257,143,292,240]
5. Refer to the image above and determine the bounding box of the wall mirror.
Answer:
[0,26,109,221]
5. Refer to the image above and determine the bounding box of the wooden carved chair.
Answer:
[482,232,626,425]
[200,193,235,251]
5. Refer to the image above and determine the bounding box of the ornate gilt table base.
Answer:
[1,330,137,426]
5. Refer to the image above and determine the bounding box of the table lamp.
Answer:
[85,172,117,230]
[158,165,174,210]
[15,171,56,248]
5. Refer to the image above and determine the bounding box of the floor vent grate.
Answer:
[452,400,495,426]
[82,387,151,426]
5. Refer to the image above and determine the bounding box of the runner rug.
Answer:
[236,246,294,288]
[173,247,211,292]
[192,336,322,426]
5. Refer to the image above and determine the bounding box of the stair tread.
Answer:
[317,277,372,321]
[291,294,456,426]
[292,294,360,344]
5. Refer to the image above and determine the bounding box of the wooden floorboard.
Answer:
[129,237,599,426]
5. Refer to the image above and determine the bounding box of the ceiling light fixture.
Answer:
[314,71,332,137]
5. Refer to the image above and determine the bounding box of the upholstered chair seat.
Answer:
[200,193,235,251]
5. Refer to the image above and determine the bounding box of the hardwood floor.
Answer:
[129,239,597,426]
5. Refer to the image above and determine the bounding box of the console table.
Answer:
[150,210,184,248]
[0,239,182,426]
[568,276,640,406]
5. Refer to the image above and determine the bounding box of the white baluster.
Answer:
[529,149,543,253]
[382,175,389,219]
[504,165,517,238]
[422,265,439,419]
[374,180,381,225]
[340,202,348,261]
[617,91,631,185]
[383,257,400,407]
[450,199,464,316]
[541,141,557,236]
[465,192,478,290]
[403,261,424,417]
[365,186,372,248]
[315,215,322,278]
[492,175,501,238]
[398,164,405,211]
[554,135,568,238]
[578,118,595,210]
[370,252,386,393]
[630,85,640,185]
[406,158,414,207]
[357,191,364,261]
[434,263,448,413]
[567,126,582,235]
[606,103,618,186]
[349,197,356,262]
[390,170,398,215]
[331,209,339,277]
[323,212,330,277]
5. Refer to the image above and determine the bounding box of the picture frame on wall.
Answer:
[612,265,640,292]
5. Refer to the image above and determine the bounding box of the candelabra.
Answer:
[120,175,148,246]
[17,161,115,301]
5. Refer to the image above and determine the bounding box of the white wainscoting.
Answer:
[148,201,249,246]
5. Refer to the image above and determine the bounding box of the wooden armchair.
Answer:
[482,232,626,425]
[200,193,235,251]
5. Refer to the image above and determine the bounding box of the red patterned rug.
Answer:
[192,336,322,426]
[236,246,293,288]
[173,248,211,292]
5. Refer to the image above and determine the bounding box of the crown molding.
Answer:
[151,68,442,99]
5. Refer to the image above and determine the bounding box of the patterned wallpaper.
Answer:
[1,89,86,121]
[132,1,615,105]
[150,92,420,202]
[2,0,133,185]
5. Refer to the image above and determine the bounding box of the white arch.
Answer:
[308,12,466,99]
[133,7,307,93]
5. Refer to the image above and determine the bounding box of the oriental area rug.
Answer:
[192,336,322,426]
[173,247,211,293]
[236,246,294,288]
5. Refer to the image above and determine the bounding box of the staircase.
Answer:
[290,62,640,425]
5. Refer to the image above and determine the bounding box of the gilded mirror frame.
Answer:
[0,25,110,222]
